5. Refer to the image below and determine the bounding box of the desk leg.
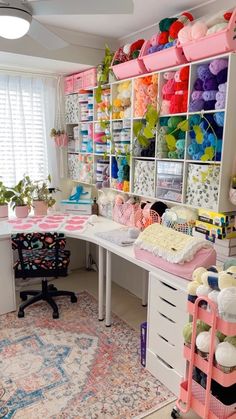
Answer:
[105,250,112,327]
[85,242,90,270]
[98,246,104,321]
[142,270,148,307]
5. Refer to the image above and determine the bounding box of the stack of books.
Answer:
[193,209,236,262]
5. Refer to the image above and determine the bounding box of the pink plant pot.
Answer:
[0,204,8,218]
[15,205,30,218]
[33,201,48,216]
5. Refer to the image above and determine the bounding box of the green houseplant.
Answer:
[95,45,114,104]
[31,175,58,215]
[11,175,32,218]
[0,182,14,218]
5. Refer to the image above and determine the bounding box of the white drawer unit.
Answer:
[146,272,188,395]
[0,238,16,315]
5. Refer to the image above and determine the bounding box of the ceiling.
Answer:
[37,0,214,39]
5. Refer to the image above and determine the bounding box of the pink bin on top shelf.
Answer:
[111,51,147,80]
[64,76,74,94]
[140,40,187,72]
[83,68,97,89]
[73,73,83,93]
[180,8,236,61]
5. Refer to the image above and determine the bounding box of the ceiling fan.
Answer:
[0,0,134,49]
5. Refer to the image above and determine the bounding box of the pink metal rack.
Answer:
[174,296,236,419]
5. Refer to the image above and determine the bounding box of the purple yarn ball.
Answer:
[203,100,216,110]
[191,90,203,100]
[216,67,228,84]
[197,64,212,81]
[189,99,204,112]
[202,90,218,101]
[193,78,204,91]
[203,77,218,91]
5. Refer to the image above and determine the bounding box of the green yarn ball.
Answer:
[168,116,183,129]
[216,330,226,343]
[159,17,177,32]
[183,320,210,344]
[225,336,236,347]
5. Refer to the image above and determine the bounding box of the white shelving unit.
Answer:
[65,52,236,212]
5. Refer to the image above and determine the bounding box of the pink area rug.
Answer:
[0,291,175,418]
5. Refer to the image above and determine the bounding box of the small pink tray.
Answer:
[111,50,147,80]
[140,41,187,72]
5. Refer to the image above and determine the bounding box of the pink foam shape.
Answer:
[66,220,86,225]
[13,224,34,230]
[46,216,65,220]
[70,216,89,220]
[38,223,60,230]
[8,220,23,224]
[64,224,84,231]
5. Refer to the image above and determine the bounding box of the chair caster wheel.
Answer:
[53,312,59,319]
[71,295,77,303]
[18,310,25,318]
[171,407,181,418]
[48,284,57,291]
[20,293,27,301]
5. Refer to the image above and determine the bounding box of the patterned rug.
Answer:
[0,291,175,419]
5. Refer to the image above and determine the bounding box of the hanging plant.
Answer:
[95,45,114,104]
[133,105,159,148]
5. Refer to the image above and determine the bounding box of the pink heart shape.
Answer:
[38,223,60,230]
[46,216,65,221]
[64,224,84,231]
[70,216,89,221]
[13,224,34,230]
[8,220,23,224]
[66,219,86,225]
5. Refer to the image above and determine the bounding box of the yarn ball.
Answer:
[208,290,220,305]
[192,267,207,283]
[178,25,192,44]
[215,342,236,367]
[150,201,168,217]
[169,20,184,39]
[183,320,210,344]
[218,272,236,290]
[218,82,227,93]
[216,67,228,84]
[203,100,216,110]
[196,331,219,353]
[196,285,211,297]
[191,91,203,100]
[216,330,226,343]
[207,22,227,35]
[209,58,228,76]
[189,99,204,112]
[197,64,212,81]
[214,112,224,127]
[225,336,236,347]
[226,266,236,274]
[203,77,218,91]
[191,20,208,40]
[128,227,140,239]
[187,281,199,296]
[159,17,177,32]
[202,271,219,290]
[179,66,189,81]
[218,287,236,322]
[194,78,203,91]
[202,90,218,101]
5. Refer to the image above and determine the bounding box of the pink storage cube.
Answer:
[140,40,187,72]
[181,9,236,61]
[64,76,74,94]
[83,68,97,88]
[73,73,83,92]
[111,50,147,80]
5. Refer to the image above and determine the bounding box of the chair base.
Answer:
[18,279,77,319]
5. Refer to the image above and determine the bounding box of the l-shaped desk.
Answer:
[0,215,188,395]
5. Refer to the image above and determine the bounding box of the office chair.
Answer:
[12,232,77,319]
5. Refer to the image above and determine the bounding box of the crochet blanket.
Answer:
[134,223,213,264]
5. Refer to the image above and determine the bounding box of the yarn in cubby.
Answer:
[187,112,224,161]
[189,58,228,112]
[157,116,187,159]
[133,75,158,118]
[111,157,130,192]
[112,81,132,120]
[161,67,189,115]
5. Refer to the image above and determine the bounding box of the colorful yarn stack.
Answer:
[95,159,110,189]
[111,156,130,192]
[187,112,224,161]
[134,74,158,117]
[113,39,145,64]
[96,88,111,121]
[112,81,132,119]
[158,116,186,159]
[161,67,189,114]
[147,11,194,54]
[189,58,228,112]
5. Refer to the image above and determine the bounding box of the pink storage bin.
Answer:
[111,51,147,80]
[83,68,97,89]
[64,76,74,94]
[113,202,140,227]
[73,73,83,92]
[140,40,187,72]
[181,8,236,61]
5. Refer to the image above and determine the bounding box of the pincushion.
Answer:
[215,342,236,371]
[196,331,219,356]
[218,287,236,322]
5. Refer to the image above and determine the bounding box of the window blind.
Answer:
[0,75,56,187]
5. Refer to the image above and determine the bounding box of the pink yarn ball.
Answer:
[191,21,208,40]
[178,25,192,44]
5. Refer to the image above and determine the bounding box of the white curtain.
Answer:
[0,73,59,188]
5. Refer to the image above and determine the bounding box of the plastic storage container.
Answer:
[111,52,147,80]
[140,41,187,72]
[64,76,74,94]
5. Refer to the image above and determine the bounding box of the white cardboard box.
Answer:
[60,199,92,215]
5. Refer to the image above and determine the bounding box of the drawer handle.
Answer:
[159,296,176,308]
[158,334,175,347]
[158,312,176,324]
[160,281,177,291]
[156,354,173,370]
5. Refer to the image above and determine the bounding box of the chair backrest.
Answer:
[11,232,66,251]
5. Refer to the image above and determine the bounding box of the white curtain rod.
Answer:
[0,67,61,79]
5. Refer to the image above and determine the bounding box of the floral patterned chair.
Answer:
[12,232,77,319]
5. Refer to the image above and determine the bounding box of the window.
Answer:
[0,74,57,187]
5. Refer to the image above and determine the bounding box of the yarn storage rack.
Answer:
[174,296,236,419]
[65,52,236,212]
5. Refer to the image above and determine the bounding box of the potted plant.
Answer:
[11,175,32,218]
[0,181,14,218]
[31,175,57,216]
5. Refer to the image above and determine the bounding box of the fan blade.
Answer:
[28,19,68,49]
[30,0,134,15]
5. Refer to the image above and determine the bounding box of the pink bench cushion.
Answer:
[134,246,216,280]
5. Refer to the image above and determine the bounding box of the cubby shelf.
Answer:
[65,52,236,212]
